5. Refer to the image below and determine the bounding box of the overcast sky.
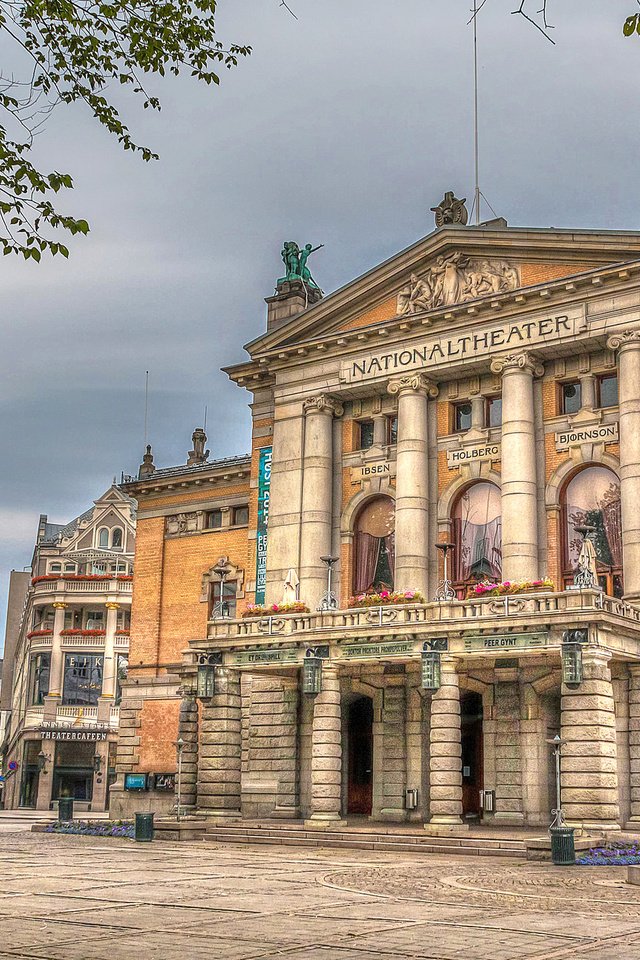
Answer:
[0,0,637,644]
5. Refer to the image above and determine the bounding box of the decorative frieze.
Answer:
[397,254,520,316]
[166,510,205,537]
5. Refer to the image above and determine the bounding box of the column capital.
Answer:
[606,327,640,352]
[52,601,68,610]
[303,394,344,418]
[105,601,120,610]
[387,373,438,398]
[490,351,544,377]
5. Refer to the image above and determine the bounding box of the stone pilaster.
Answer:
[607,328,640,600]
[265,405,304,605]
[490,352,543,582]
[379,682,407,821]
[626,664,640,827]
[426,657,467,833]
[307,663,343,824]
[492,681,524,824]
[43,602,67,720]
[198,669,241,817]
[561,649,620,829]
[387,374,438,596]
[243,676,299,818]
[299,395,343,609]
[177,693,198,814]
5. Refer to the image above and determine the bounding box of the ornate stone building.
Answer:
[1,486,135,812]
[114,214,640,832]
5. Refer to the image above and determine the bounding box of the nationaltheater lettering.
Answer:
[343,315,572,382]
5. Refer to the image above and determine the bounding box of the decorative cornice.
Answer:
[490,351,544,377]
[607,327,640,352]
[387,373,439,398]
[303,394,344,417]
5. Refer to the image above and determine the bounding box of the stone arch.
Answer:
[437,469,502,525]
[341,485,396,538]
[545,451,620,510]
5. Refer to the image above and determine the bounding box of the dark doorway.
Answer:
[347,697,373,815]
[52,741,94,802]
[461,692,483,819]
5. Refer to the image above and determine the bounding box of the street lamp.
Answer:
[434,542,456,601]
[421,639,448,690]
[196,652,222,698]
[546,734,565,828]
[561,629,587,688]
[302,646,329,694]
[317,555,340,612]
[176,737,184,822]
[211,557,233,619]
[37,750,48,774]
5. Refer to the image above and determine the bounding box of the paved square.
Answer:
[1,828,640,959]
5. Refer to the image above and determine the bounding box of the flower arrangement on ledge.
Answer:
[60,628,106,636]
[242,602,310,618]
[470,578,554,599]
[27,629,53,639]
[44,819,134,839]
[347,590,426,608]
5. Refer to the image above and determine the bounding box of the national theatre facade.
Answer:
[110,208,640,833]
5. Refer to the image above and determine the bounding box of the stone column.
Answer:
[561,649,620,829]
[380,682,407,821]
[387,374,438,595]
[490,352,543,582]
[299,395,343,609]
[426,657,467,833]
[580,373,596,412]
[373,414,388,446]
[43,601,67,719]
[307,663,343,825]
[98,602,119,723]
[626,664,640,827]
[607,329,640,599]
[197,669,241,818]
[177,692,199,814]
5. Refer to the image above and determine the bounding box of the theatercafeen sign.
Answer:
[341,309,585,383]
[40,721,109,741]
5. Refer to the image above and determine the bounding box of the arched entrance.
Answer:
[461,692,483,819]
[347,697,373,815]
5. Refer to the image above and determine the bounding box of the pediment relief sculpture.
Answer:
[397,254,520,317]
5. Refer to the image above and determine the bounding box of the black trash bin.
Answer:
[134,812,154,842]
[58,797,74,821]
[550,826,575,865]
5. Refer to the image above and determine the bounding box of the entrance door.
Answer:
[347,697,373,815]
[461,692,483,819]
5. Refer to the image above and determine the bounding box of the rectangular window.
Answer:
[597,374,618,409]
[387,416,398,445]
[86,611,104,630]
[453,401,472,433]
[358,420,375,450]
[487,396,502,428]
[207,509,223,529]
[232,505,249,526]
[62,654,103,705]
[210,581,237,619]
[28,653,50,705]
[561,381,582,415]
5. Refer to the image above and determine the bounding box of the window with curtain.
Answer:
[354,497,395,593]
[563,466,622,596]
[98,528,109,548]
[453,482,502,584]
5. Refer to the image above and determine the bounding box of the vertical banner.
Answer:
[255,446,272,605]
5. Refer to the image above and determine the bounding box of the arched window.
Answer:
[453,482,502,588]
[354,497,395,594]
[563,466,622,597]
[111,528,123,549]
[97,528,109,548]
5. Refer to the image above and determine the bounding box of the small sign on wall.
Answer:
[350,460,396,482]
[555,422,618,451]
[447,443,501,469]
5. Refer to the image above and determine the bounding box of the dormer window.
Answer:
[111,528,123,549]
[98,528,109,548]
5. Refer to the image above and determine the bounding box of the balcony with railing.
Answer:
[31,575,133,600]
[205,589,640,650]
[24,703,120,729]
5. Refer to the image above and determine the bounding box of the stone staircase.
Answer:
[201,820,529,858]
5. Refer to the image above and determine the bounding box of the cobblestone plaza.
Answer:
[1,827,640,959]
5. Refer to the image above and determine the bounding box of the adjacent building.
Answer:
[1,486,135,812]
[113,209,640,832]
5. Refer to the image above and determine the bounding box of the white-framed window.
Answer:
[49,562,62,574]
[97,528,109,548]
[64,562,76,573]
[111,527,123,549]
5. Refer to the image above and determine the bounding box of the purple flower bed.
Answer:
[577,841,640,865]
[45,819,134,839]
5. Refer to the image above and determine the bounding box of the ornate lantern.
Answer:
[561,629,587,688]
[421,639,448,691]
[196,652,222,699]
[303,646,328,695]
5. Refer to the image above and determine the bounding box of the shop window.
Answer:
[62,654,103,705]
[388,416,398,445]
[111,527,123,549]
[357,420,375,450]
[453,402,472,433]
[97,528,109,548]
[453,482,502,589]
[597,374,618,409]
[52,741,95,802]
[563,465,622,597]
[354,496,395,594]
[28,653,50,705]
[561,381,582,415]
[486,396,502,428]
[209,580,237,619]
[207,509,223,529]
[232,505,249,526]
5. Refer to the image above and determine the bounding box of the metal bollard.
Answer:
[134,812,154,842]
[57,797,74,822]
[550,825,576,866]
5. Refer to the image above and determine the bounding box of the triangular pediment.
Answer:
[242,223,640,358]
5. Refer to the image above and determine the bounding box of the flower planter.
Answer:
[469,579,555,600]
[347,590,426,609]
[242,602,310,618]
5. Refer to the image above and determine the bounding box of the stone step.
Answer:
[203,825,525,850]
[202,831,523,857]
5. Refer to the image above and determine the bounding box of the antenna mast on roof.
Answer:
[143,370,149,448]
[470,1,499,225]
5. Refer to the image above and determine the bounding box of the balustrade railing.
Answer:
[32,578,133,595]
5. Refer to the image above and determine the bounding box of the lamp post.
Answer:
[211,557,233,619]
[546,734,565,828]
[317,555,340,612]
[421,638,448,690]
[176,737,184,822]
[434,542,456,601]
